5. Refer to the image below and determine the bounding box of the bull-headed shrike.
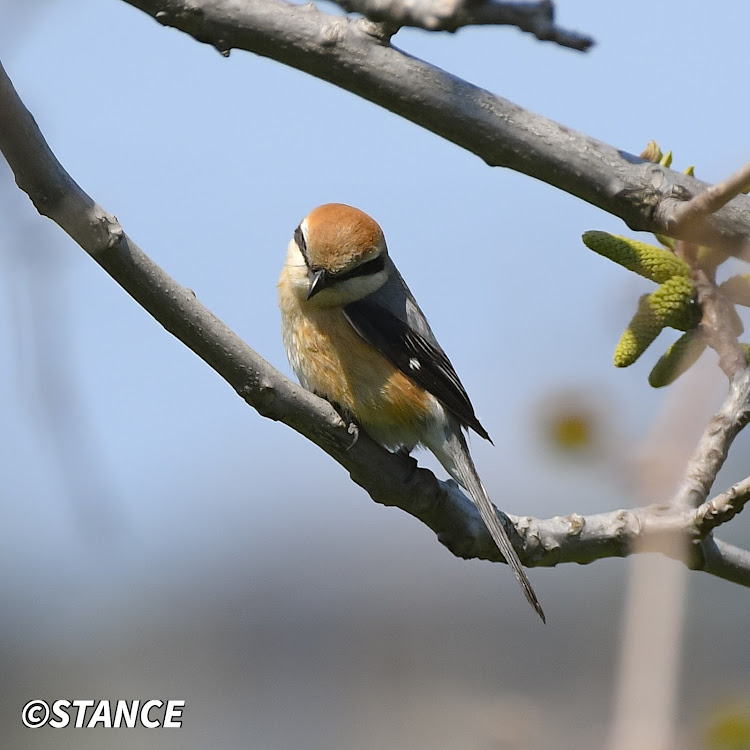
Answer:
[278,203,544,621]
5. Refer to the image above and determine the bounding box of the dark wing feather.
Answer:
[344,297,491,441]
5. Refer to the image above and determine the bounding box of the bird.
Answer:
[278,203,544,621]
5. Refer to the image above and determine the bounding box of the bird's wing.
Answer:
[344,296,491,442]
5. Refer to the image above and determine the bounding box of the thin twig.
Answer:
[700,537,750,586]
[669,161,750,233]
[685,259,748,380]
[331,0,594,50]
[668,341,750,512]
[695,475,750,534]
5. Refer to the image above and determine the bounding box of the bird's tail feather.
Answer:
[431,429,545,623]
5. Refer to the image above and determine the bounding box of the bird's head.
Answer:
[286,203,389,307]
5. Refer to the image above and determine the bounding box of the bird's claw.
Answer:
[345,422,360,450]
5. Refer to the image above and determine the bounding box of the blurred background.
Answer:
[1,1,749,748]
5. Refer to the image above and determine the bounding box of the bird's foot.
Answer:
[345,422,360,450]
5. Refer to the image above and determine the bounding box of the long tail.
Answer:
[430,429,546,622]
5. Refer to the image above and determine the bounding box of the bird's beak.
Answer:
[307,268,327,300]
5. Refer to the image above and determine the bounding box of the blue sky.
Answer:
[4,4,750,748]
[2,0,749,655]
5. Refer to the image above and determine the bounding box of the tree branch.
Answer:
[3,58,750,590]
[696,476,750,535]
[669,360,750,512]
[119,0,750,257]
[700,538,750,587]
[669,161,750,234]
[331,0,594,50]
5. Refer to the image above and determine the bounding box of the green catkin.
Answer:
[591,146,715,383]
[615,295,662,367]
[582,231,689,284]
[614,276,696,367]
[649,275,698,330]
[648,330,707,387]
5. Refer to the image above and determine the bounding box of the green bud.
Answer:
[582,231,690,283]
[655,233,676,250]
[659,150,673,168]
[615,295,662,367]
[614,277,697,367]
[640,141,663,163]
[648,330,706,387]
[651,275,699,330]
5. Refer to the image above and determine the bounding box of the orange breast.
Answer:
[279,281,433,448]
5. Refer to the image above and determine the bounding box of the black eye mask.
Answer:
[329,253,386,281]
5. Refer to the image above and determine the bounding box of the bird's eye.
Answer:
[334,254,386,281]
[294,226,308,263]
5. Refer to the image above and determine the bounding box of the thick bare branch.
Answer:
[119,0,750,257]
[331,0,594,50]
[2,58,750,590]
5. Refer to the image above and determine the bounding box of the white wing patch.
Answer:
[409,357,421,371]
